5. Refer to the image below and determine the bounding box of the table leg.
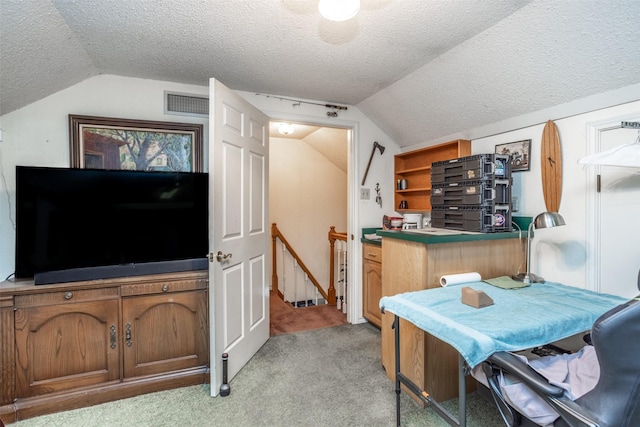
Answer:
[459,355,466,427]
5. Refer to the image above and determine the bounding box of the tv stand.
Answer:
[0,270,209,424]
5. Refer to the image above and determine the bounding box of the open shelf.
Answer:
[394,139,471,212]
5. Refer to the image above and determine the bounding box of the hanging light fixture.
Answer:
[278,123,295,136]
[318,0,360,22]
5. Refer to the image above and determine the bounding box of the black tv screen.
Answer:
[16,166,209,284]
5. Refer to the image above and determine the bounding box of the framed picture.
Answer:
[495,139,531,172]
[69,115,203,172]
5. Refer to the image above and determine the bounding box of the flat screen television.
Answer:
[16,166,209,285]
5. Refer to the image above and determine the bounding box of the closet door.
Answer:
[597,125,640,298]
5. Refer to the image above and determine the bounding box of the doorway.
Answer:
[269,120,351,318]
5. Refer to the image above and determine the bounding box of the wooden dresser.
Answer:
[0,271,209,424]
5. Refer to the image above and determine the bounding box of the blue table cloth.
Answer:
[379,281,626,368]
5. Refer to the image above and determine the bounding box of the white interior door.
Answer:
[598,125,640,298]
[209,79,270,396]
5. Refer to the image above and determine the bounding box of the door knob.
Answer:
[215,251,233,262]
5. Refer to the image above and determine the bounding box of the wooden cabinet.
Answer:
[121,289,208,378]
[0,271,208,424]
[394,139,470,212]
[14,288,121,398]
[362,243,382,328]
[380,236,524,403]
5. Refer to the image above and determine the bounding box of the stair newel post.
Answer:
[328,226,337,306]
[271,223,281,299]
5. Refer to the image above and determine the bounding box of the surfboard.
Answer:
[541,120,562,212]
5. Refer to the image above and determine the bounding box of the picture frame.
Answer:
[69,115,203,172]
[495,139,531,172]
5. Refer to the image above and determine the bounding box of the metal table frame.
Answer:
[392,315,468,427]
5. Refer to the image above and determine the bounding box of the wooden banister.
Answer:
[271,223,330,303]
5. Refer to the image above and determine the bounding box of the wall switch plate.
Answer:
[360,188,370,200]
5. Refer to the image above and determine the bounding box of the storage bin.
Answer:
[431,179,512,206]
[432,153,511,184]
[431,205,512,233]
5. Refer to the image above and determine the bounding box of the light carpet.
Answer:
[13,324,504,427]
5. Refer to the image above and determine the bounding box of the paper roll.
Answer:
[440,272,482,287]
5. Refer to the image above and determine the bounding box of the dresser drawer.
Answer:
[15,287,119,307]
[363,244,382,263]
[121,278,208,296]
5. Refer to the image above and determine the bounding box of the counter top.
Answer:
[362,217,530,246]
[376,228,523,244]
[361,227,383,246]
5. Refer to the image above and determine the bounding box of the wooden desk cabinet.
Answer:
[1,271,208,423]
[362,243,382,328]
[381,236,524,402]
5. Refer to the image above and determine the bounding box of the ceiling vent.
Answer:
[165,91,209,117]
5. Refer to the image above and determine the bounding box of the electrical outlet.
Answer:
[360,188,370,200]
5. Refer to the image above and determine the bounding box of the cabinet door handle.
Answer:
[64,291,73,300]
[110,325,117,349]
[162,284,169,292]
[125,322,132,347]
[367,253,377,257]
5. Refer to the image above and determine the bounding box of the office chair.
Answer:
[481,294,640,427]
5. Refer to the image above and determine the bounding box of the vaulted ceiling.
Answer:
[2,1,639,147]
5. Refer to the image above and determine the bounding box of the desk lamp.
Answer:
[513,211,566,284]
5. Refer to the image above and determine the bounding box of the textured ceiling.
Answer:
[2,0,640,147]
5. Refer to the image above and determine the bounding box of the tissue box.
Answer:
[461,286,494,308]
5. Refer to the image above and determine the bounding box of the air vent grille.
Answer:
[165,92,209,117]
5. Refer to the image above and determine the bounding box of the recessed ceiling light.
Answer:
[318,0,360,22]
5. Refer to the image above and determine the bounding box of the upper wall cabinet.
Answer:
[394,139,471,212]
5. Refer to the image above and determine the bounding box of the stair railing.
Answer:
[271,223,330,306]
[328,226,348,312]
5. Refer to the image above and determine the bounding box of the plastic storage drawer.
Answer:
[432,153,511,184]
[431,179,512,207]
[431,205,512,233]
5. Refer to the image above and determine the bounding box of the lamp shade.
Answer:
[534,212,566,229]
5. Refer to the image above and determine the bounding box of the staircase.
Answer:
[270,224,348,335]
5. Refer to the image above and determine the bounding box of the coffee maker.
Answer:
[402,213,422,230]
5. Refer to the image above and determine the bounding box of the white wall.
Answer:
[0,75,209,279]
[270,135,347,300]
[470,100,640,292]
